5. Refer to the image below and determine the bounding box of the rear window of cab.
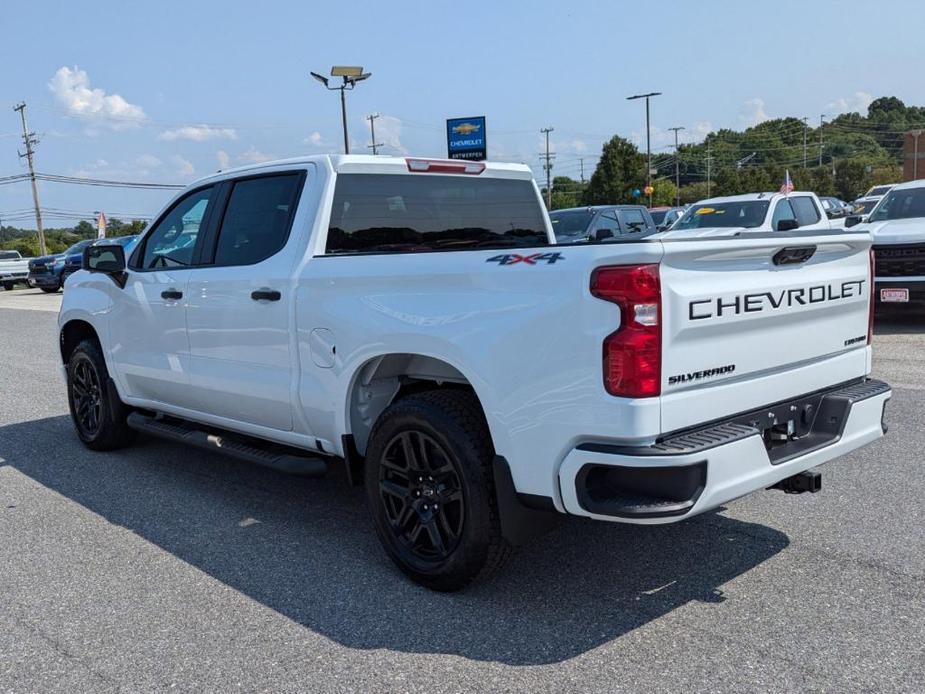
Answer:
[324,174,549,254]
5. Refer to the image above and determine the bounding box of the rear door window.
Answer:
[211,173,303,266]
[619,208,648,232]
[791,196,822,226]
[325,174,548,254]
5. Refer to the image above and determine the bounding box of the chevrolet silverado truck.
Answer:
[666,192,832,237]
[0,250,31,290]
[58,155,890,591]
[848,179,925,308]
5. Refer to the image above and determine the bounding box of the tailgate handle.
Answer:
[773,246,816,266]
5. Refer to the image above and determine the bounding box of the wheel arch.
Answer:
[59,318,101,364]
[344,352,496,459]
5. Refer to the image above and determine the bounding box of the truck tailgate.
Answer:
[659,233,873,432]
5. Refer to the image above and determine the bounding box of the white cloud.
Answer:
[366,115,406,154]
[134,154,162,169]
[238,147,274,164]
[48,66,146,129]
[216,150,230,169]
[827,91,874,115]
[739,98,770,128]
[158,124,238,142]
[305,131,325,146]
[171,155,195,178]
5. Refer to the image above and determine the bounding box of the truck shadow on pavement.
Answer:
[1,415,789,666]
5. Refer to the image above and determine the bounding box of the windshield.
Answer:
[548,210,594,239]
[0,251,20,260]
[869,188,925,222]
[649,210,667,225]
[64,239,94,256]
[854,199,880,214]
[867,185,893,197]
[674,201,770,230]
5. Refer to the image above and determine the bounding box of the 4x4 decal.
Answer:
[486,252,564,266]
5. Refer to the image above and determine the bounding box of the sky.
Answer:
[1,0,922,228]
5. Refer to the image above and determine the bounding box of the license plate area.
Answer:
[881,288,909,302]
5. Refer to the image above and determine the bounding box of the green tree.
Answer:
[584,136,645,205]
[547,176,586,210]
[651,179,678,206]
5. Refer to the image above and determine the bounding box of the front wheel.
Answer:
[66,339,136,450]
[365,389,511,591]
[40,285,60,294]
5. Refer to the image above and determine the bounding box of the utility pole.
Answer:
[627,92,662,207]
[801,117,808,168]
[13,102,47,256]
[366,113,383,154]
[705,146,713,198]
[540,127,554,208]
[579,158,585,184]
[912,130,923,180]
[819,115,826,167]
[668,126,685,207]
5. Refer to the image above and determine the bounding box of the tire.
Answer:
[365,389,511,591]
[2,282,14,291]
[40,285,60,294]
[66,338,136,451]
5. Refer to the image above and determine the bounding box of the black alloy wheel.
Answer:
[71,357,103,438]
[378,430,465,562]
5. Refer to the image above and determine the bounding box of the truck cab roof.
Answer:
[196,154,536,186]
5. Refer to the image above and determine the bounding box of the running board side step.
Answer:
[126,412,329,477]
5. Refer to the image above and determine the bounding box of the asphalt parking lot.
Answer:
[1,290,923,692]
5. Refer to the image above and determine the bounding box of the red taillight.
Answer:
[868,248,875,344]
[405,158,485,175]
[591,264,662,398]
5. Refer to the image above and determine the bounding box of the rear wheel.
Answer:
[2,282,14,291]
[365,389,511,591]
[67,338,136,450]
[40,285,60,294]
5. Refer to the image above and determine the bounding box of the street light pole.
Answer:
[668,126,685,207]
[627,92,661,207]
[310,67,372,155]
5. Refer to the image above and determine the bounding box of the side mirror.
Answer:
[83,244,127,287]
[776,219,799,232]
[844,215,865,228]
[590,228,614,242]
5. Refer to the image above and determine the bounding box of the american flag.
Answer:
[779,169,794,194]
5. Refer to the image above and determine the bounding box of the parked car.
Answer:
[665,192,831,237]
[60,154,889,591]
[848,179,925,309]
[852,196,883,215]
[820,197,851,220]
[0,250,31,290]
[648,206,685,230]
[862,184,896,199]
[28,239,95,293]
[548,205,657,243]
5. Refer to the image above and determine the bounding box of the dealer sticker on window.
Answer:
[881,288,909,303]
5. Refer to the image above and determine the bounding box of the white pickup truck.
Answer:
[665,192,832,237]
[848,179,925,308]
[59,155,890,590]
[0,250,31,290]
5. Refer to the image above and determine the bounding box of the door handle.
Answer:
[161,289,183,300]
[251,289,281,302]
